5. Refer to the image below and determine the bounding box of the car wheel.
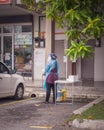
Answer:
[14,84,24,100]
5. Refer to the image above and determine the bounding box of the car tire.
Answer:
[14,84,24,100]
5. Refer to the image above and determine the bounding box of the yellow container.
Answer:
[62,89,67,101]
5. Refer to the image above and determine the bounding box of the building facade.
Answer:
[0,0,104,81]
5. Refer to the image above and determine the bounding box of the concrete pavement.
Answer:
[24,78,104,130]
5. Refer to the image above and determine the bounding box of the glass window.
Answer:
[14,45,32,72]
[14,25,22,33]
[14,25,32,33]
[3,36,12,68]
[0,62,9,74]
[4,36,12,53]
[3,26,12,33]
[22,25,32,32]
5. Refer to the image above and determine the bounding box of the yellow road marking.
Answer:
[0,98,34,107]
[30,126,53,129]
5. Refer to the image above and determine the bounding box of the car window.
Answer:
[0,63,9,74]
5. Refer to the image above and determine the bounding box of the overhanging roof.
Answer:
[0,2,38,17]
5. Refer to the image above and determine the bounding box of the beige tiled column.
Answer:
[45,18,55,62]
[32,15,35,80]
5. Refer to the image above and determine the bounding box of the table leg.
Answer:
[72,82,74,104]
[54,83,57,105]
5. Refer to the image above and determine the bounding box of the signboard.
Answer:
[34,48,45,66]
[0,0,11,4]
[15,34,32,45]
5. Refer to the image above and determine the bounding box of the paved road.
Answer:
[0,97,87,130]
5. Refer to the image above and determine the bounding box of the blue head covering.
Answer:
[49,53,57,60]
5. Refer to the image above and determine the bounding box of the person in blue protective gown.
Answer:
[43,53,60,104]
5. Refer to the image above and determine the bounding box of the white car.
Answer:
[0,61,25,100]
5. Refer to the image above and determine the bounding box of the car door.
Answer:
[0,62,12,97]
